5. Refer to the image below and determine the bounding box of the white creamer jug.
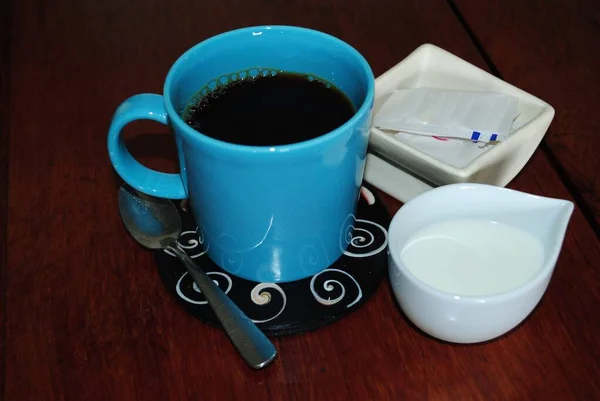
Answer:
[388,183,574,343]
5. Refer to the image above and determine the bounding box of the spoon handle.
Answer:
[168,244,277,369]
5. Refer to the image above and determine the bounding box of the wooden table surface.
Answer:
[2,0,600,399]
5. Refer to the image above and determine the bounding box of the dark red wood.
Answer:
[1,0,12,394]
[452,0,600,227]
[3,0,600,399]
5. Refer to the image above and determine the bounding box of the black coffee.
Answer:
[183,71,356,146]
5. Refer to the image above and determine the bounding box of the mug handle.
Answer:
[107,94,186,199]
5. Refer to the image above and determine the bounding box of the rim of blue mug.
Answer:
[163,25,375,156]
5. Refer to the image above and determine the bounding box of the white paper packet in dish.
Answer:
[373,88,519,143]
[393,131,495,169]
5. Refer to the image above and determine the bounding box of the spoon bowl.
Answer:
[118,186,182,249]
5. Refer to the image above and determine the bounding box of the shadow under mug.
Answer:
[108,25,375,283]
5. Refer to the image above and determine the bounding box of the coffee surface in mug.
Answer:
[183,70,356,146]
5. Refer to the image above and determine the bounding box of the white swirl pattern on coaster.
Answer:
[164,228,208,259]
[309,268,363,308]
[343,218,388,258]
[340,212,389,258]
[249,283,287,323]
[175,271,232,305]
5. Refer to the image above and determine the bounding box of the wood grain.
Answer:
[3,0,600,399]
[1,0,12,394]
[451,0,600,228]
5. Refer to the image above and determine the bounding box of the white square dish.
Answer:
[363,44,555,203]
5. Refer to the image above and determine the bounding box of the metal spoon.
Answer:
[117,184,277,369]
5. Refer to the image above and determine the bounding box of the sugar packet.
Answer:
[373,88,519,143]
[392,132,493,169]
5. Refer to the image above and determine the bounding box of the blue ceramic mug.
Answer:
[108,25,375,282]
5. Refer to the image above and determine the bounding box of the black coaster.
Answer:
[154,183,390,337]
